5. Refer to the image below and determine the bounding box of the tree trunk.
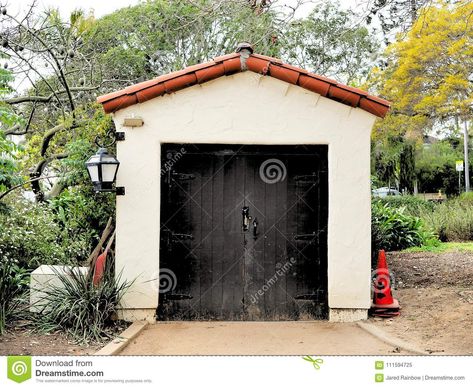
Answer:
[399,142,416,194]
[464,120,470,192]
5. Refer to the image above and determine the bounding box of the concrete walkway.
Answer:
[119,321,406,355]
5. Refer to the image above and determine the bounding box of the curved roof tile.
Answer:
[97,50,390,118]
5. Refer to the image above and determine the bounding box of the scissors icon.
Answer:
[303,356,324,370]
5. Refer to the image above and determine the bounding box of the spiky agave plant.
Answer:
[35,259,131,344]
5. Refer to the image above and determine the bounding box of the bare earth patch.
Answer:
[387,250,473,289]
[0,323,100,356]
[370,250,473,355]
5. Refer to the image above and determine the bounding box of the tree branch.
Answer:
[40,124,65,156]
[8,43,64,108]
[3,104,37,136]
[7,13,76,112]
[4,86,102,105]
[0,175,59,201]
[30,153,69,201]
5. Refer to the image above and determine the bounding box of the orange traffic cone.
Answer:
[370,250,400,317]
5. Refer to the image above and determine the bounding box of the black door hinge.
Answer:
[294,232,317,241]
[172,171,196,181]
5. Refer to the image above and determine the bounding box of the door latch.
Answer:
[242,206,252,232]
[252,217,258,239]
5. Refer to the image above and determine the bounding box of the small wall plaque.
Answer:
[123,117,144,127]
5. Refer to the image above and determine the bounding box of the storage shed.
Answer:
[97,44,390,323]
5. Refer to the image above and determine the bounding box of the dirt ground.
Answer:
[370,250,473,355]
[387,250,473,289]
[0,323,100,356]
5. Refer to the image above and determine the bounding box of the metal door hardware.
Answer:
[294,232,317,241]
[294,173,318,182]
[242,206,251,231]
[172,171,196,181]
[253,217,258,239]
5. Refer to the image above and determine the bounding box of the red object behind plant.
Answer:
[93,232,115,286]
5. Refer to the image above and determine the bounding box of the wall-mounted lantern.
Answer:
[85,147,123,194]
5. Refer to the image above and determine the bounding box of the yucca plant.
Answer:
[34,259,131,344]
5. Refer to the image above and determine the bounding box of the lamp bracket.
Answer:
[115,132,125,141]
[116,186,125,196]
[95,127,117,148]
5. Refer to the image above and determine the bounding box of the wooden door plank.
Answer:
[211,155,225,318]
[284,158,300,320]
[233,154,246,319]
[198,154,215,318]
[262,158,278,319]
[220,150,246,319]
[274,155,289,319]
[247,155,266,320]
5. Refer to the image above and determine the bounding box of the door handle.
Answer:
[252,218,258,239]
[242,206,250,231]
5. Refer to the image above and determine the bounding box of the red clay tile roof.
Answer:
[97,50,390,118]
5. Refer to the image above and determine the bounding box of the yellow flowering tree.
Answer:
[369,0,473,190]
[384,0,472,119]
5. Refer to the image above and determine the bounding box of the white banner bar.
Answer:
[1,356,470,387]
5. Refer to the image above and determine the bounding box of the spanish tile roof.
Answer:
[97,45,390,118]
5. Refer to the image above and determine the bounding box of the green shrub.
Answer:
[0,259,29,335]
[34,260,130,343]
[378,195,435,216]
[376,194,473,243]
[372,200,439,252]
[417,197,473,242]
[0,190,114,269]
[0,199,73,268]
[49,187,114,257]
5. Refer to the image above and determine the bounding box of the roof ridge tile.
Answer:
[98,50,390,118]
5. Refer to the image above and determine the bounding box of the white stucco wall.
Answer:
[111,71,377,320]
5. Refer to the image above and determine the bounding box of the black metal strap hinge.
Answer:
[171,233,194,242]
[294,232,317,241]
[172,171,195,181]
[294,173,318,182]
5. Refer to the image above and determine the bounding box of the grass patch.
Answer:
[403,241,473,253]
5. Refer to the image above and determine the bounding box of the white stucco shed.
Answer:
[97,45,390,323]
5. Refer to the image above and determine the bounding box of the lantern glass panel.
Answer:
[87,164,99,183]
[102,163,118,183]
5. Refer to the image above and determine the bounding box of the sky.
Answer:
[5,0,142,18]
[5,0,363,19]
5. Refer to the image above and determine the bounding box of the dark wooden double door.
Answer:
[158,144,328,320]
